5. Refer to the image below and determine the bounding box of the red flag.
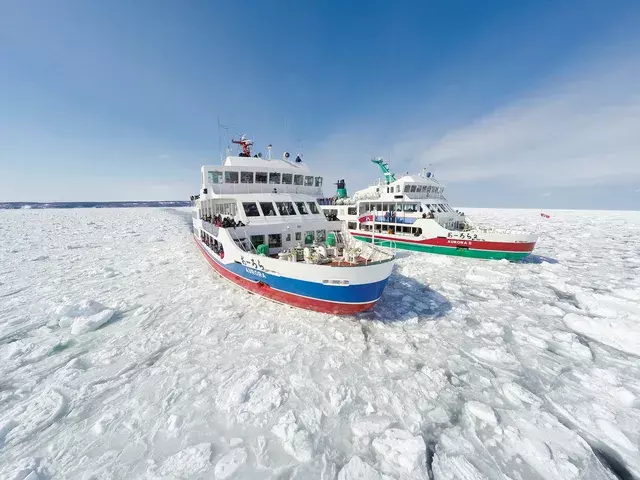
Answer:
[540,212,550,218]
[358,213,374,223]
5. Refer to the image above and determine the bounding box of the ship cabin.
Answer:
[322,173,470,235]
[194,154,341,256]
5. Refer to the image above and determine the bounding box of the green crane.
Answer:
[371,157,396,184]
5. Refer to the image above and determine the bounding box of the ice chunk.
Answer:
[432,452,487,480]
[352,415,394,437]
[158,443,212,477]
[564,313,640,356]
[372,428,428,478]
[464,401,498,426]
[338,456,382,480]
[70,309,114,335]
[214,447,247,479]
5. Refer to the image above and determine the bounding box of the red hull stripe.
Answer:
[194,239,377,315]
[352,231,535,252]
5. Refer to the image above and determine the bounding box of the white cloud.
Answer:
[309,46,640,194]
[393,58,640,188]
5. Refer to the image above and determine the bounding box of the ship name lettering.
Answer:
[245,267,266,278]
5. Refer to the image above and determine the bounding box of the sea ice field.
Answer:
[1,207,639,480]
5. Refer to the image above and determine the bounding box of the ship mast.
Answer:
[371,157,396,184]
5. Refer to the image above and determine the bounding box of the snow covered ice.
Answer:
[1,207,639,479]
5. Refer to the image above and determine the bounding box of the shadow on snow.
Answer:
[361,270,452,323]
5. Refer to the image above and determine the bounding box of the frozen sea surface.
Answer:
[1,207,639,480]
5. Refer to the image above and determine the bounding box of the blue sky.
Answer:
[1,1,639,209]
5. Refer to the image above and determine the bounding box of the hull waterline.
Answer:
[195,236,384,314]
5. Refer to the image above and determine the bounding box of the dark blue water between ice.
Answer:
[0,201,190,210]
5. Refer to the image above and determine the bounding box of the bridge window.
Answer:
[410,185,416,192]
[243,202,260,217]
[269,172,281,184]
[294,175,304,185]
[208,171,222,184]
[304,176,314,186]
[282,173,293,184]
[315,177,323,187]
[307,202,320,214]
[241,171,253,183]
[225,171,239,183]
[276,202,296,215]
[295,202,309,214]
[255,172,268,184]
[268,234,282,248]
[260,202,277,216]
[404,185,410,192]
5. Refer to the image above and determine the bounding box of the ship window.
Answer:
[282,173,293,184]
[316,230,326,242]
[404,185,410,192]
[383,203,391,211]
[294,175,304,185]
[315,177,323,187]
[304,231,314,244]
[347,222,357,229]
[250,235,264,249]
[241,171,253,183]
[285,233,291,242]
[276,202,296,215]
[295,232,302,241]
[268,234,282,248]
[295,202,309,214]
[410,185,416,192]
[348,207,357,215]
[243,202,260,217]
[304,176,314,186]
[269,172,281,184]
[260,202,277,216]
[396,185,400,192]
[255,172,268,184]
[208,171,222,184]
[307,202,320,214]
[225,171,239,183]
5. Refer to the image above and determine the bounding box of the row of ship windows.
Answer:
[209,171,323,187]
[243,201,322,217]
[383,184,444,194]
[357,202,454,213]
[249,229,327,249]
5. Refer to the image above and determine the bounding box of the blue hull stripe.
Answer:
[206,249,389,304]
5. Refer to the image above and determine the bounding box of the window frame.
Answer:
[243,202,261,217]
[269,172,281,184]
[241,171,253,183]
[255,172,268,184]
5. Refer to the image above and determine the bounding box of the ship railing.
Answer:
[341,227,395,264]
[229,228,256,253]
[202,221,219,236]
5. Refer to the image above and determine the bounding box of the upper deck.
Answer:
[201,156,324,197]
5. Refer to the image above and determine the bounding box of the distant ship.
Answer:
[191,137,396,314]
[319,158,538,261]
